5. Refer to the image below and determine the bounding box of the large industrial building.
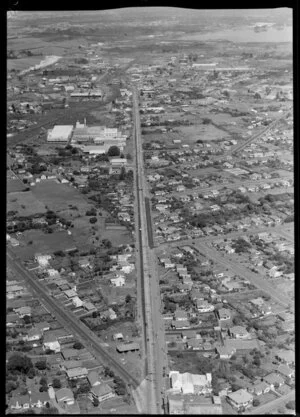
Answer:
[71,120,127,152]
[47,125,74,142]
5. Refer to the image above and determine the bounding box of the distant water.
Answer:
[179,26,292,43]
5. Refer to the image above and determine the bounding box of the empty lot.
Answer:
[7,190,47,216]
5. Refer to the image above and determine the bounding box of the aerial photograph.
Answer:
[6,7,294,415]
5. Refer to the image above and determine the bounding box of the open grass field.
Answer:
[14,229,76,260]
[7,56,44,71]
[7,190,47,216]
[7,178,28,193]
[31,181,91,212]
[176,123,230,143]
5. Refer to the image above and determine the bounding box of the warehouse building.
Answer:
[47,125,74,142]
[116,342,140,353]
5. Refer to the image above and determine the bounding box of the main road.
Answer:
[157,223,294,249]
[6,248,140,390]
[132,87,167,414]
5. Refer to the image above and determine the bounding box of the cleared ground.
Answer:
[13,229,76,260]
[7,190,47,216]
[31,180,92,212]
[176,123,230,143]
[7,178,28,193]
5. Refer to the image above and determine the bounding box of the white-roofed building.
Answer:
[169,371,212,395]
[47,125,73,142]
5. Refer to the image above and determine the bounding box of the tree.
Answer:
[93,398,99,407]
[253,398,260,407]
[73,341,84,350]
[27,367,36,379]
[6,381,17,394]
[52,378,61,389]
[40,377,48,386]
[35,360,47,370]
[23,315,31,325]
[102,239,112,249]
[107,146,120,157]
[286,401,295,410]
[78,383,90,394]
[253,357,261,366]
[119,166,126,181]
[7,353,33,374]
[89,217,97,224]
[125,294,132,304]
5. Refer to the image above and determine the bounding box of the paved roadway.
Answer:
[245,390,295,414]
[6,248,140,390]
[162,176,293,200]
[229,110,292,154]
[132,88,167,414]
[158,223,294,249]
[189,241,290,307]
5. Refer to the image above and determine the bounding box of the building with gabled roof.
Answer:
[227,389,253,410]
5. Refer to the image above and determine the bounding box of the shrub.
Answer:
[52,378,61,389]
[286,401,295,410]
[7,353,33,374]
[35,360,47,370]
[73,342,84,350]
[107,146,120,157]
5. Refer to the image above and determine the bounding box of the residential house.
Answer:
[113,333,124,341]
[172,320,190,330]
[218,308,232,321]
[60,360,83,371]
[224,338,261,353]
[174,310,189,321]
[277,364,295,379]
[30,392,50,408]
[110,275,125,287]
[196,300,214,313]
[229,326,250,339]
[251,381,270,396]
[6,313,19,327]
[87,371,101,387]
[15,306,32,318]
[61,348,80,360]
[216,345,236,359]
[35,321,50,332]
[227,389,253,410]
[169,371,212,395]
[181,330,197,341]
[89,383,115,403]
[264,373,285,389]
[43,333,61,353]
[275,350,295,366]
[55,388,75,405]
[66,367,88,380]
[23,327,43,342]
[9,395,30,410]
